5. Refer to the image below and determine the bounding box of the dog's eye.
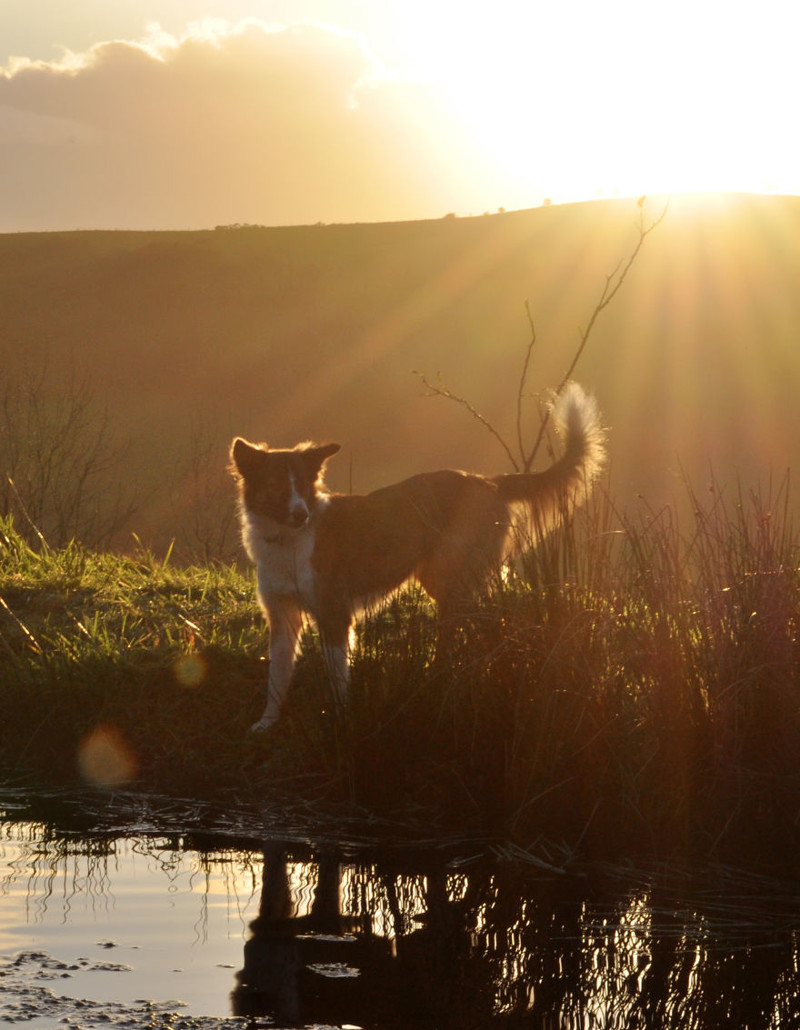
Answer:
[250,479,285,512]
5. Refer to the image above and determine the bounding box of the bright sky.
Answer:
[1,0,798,231]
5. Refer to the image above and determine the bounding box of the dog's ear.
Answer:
[229,437,266,478]
[301,442,340,479]
[315,442,341,465]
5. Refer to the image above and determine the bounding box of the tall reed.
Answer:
[282,475,800,860]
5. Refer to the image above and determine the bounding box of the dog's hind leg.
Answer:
[418,517,509,666]
[322,637,350,712]
[316,596,354,716]
[252,597,304,733]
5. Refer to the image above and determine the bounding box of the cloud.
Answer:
[0,20,495,231]
[0,103,97,145]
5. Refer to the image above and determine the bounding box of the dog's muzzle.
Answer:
[288,504,310,528]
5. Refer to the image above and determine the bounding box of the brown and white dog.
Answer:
[230,382,605,732]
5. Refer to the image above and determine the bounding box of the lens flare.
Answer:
[173,653,207,688]
[78,724,138,787]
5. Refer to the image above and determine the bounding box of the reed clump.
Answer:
[274,475,800,861]
[1,475,799,863]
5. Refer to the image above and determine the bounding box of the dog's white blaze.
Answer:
[288,471,309,524]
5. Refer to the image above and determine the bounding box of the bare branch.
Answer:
[560,199,670,394]
[522,198,670,469]
[515,302,538,467]
[414,197,669,475]
[412,370,521,471]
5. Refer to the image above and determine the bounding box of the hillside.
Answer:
[2,193,799,554]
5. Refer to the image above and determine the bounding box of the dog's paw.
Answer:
[250,718,278,735]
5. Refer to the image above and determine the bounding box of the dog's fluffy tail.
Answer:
[492,382,606,534]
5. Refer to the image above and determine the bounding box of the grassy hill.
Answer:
[2,192,799,554]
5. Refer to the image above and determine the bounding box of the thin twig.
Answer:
[515,302,538,468]
[560,200,670,394]
[523,199,670,470]
[415,198,669,473]
[412,371,521,471]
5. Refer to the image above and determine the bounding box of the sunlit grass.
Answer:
[1,479,799,864]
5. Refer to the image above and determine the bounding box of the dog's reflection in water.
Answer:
[231,842,358,1023]
[231,842,486,1027]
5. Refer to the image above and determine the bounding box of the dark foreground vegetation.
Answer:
[2,470,799,868]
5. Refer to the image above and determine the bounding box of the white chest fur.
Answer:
[241,513,318,610]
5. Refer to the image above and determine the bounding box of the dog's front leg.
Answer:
[252,597,303,733]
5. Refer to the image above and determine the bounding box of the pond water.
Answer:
[2,789,800,1029]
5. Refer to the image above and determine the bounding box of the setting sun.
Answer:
[390,0,799,207]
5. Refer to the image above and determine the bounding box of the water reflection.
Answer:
[3,807,800,1028]
[232,843,497,1026]
[232,843,800,1028]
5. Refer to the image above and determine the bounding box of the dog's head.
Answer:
[229,438,341,528]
